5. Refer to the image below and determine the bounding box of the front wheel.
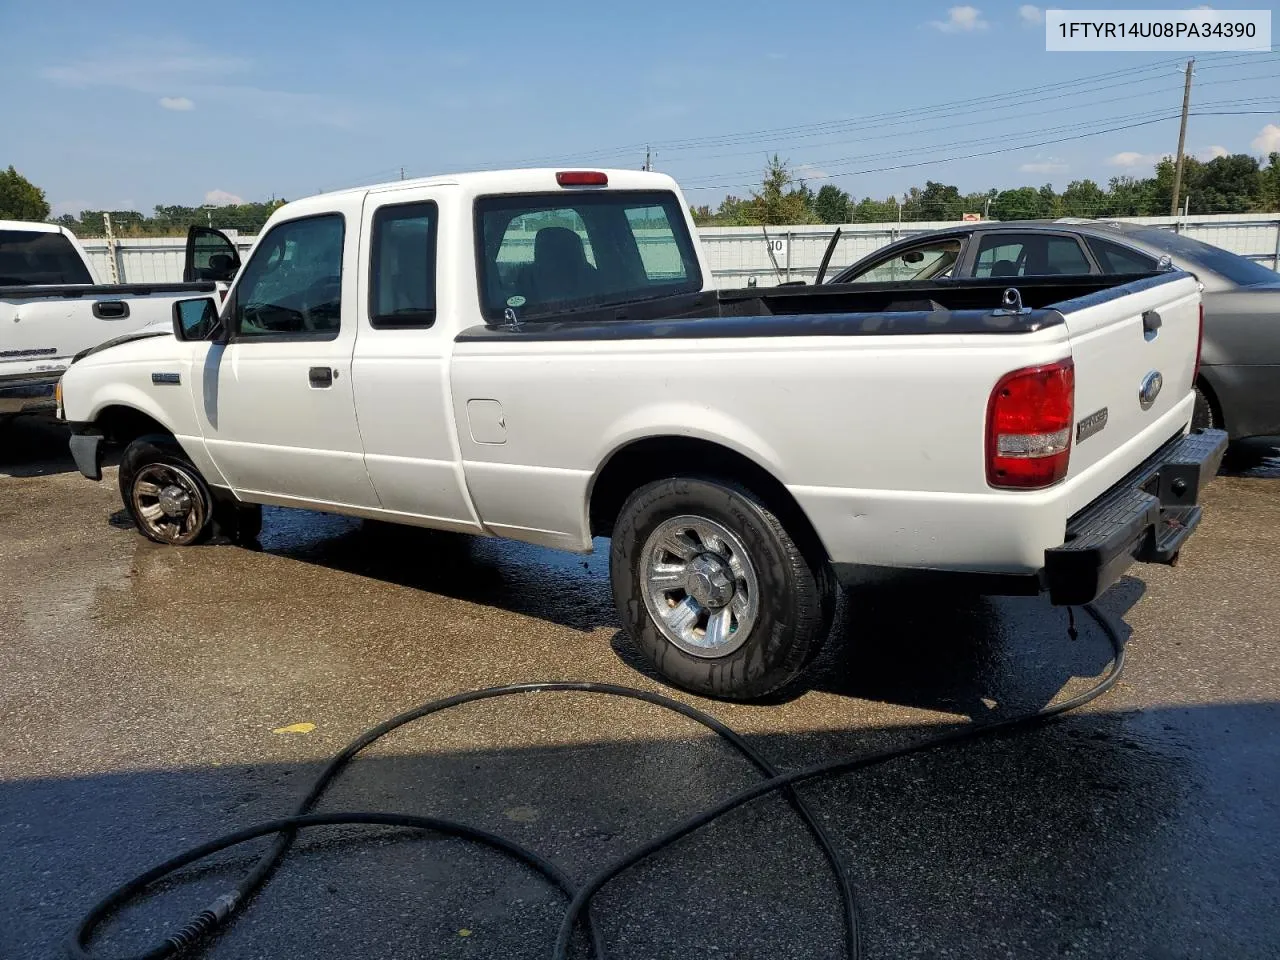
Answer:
[610,477,834,700]
[118,437,215,546]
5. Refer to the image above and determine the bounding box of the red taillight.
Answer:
[556,170,608,187]
[986,358,1075,489]
[1193,302,1204,382]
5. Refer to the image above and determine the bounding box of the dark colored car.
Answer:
[829,220,1280,442]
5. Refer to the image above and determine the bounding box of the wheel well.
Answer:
[588,436,829,563]
[1196,375,1226,431]
[94,406,173,445]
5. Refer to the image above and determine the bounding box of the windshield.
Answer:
[475,191,702,321]
[0,230,93,286]
[1128,228,1279,286]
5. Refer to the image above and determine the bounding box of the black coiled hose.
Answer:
[67,604,1125,960]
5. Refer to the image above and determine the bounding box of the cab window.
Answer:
[232,215,344,339]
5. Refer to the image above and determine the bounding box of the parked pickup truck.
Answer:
[0,220,240,419]
[56,169,1227,699]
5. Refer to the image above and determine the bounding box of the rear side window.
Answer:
[0,230,93,285]
[972,233,1092,277]
[1086,237,1158,274]
[369,202,438,329]
[475,191,701,321]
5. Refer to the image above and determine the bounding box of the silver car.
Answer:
[830,220,1280,442]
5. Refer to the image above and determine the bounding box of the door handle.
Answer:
[92,300,130,320]
[308,366,334,388]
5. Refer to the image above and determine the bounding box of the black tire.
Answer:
[1192,383,1217,431]
[610,476,834,701]
[118,436,215,546]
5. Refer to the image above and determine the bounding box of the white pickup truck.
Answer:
[0,220,239,419]
[56,169,1227,699]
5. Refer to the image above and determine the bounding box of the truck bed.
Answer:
[457,272,1170,341]
[0,280,217,300]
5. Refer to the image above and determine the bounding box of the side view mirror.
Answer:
[173,297,220,341]
[902,251,925,264]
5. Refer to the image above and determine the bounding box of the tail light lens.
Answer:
[1193,302,1204,382]
[986,358,1075,489]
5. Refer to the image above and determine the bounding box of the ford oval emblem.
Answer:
[1139,370,1163,410]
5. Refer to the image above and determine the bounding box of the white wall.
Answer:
[80,214,1280,288]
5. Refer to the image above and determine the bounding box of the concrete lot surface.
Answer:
[2,418,1278,960]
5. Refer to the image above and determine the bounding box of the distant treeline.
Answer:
[51,200,288,237]
[691,152,1280,226]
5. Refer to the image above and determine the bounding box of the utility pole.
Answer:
[1170,58,1194,217]
[400,166,405,180]
[643,146,651,172]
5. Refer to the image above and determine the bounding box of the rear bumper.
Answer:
[0,375,59,416]
[1042,427,1228,605]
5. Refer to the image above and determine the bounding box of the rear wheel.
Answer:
[1192,383,1217,431]
[610,477,834,700]
[118,437,215,546]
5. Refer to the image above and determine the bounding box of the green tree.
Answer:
[1060,179,1106,217]
[851,196,900,222]
[1192,154,1262,213]
[916,180,962,220]
[0,166,51,221]
[1261,153,1280,211]
[813,184,851,224]
[1038,183,1062,218]
[961,189,997,218]
[989,186,1045,220]
[743,156,818,225]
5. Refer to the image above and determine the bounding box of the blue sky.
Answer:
[3,0,1277,216]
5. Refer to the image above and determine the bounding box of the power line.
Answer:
[677,97,1279,189]
[495,52,1277,168]
[685,111,1280,192]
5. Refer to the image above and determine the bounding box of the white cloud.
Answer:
[1107,151,1161,168]
[41,42,357,128]
[1252,124,1280,155]
[929,6,988,32]
[1019,159,1068,174]
[159,96,194,111]
[795,163,831,182]
[1196,145,1229,160]
[204,189,243,206]
[1018,5,1043,25]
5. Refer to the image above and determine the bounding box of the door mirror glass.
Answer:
[173,297,219,341]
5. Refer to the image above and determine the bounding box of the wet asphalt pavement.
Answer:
[1,417,1278,960]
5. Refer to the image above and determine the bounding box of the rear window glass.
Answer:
[475,191,701,321]
[0,230,93,285]
[1086,237,1158,275]
[1127,228,1280,286]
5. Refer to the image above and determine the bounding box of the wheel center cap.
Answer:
[158,485,190,518]
[686,553,734,608]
